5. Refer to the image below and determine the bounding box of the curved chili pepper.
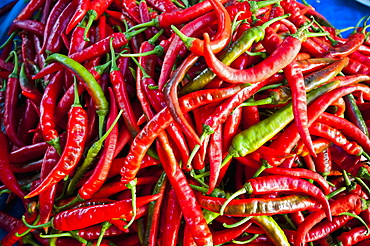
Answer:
[336,225,370,246]
[19,63,42,106]
[24,81,88,199]
[3,51,25,147]
[164,54,200,144]
[198,194,321,216]
[161,188,182,246]
[8,20,45,37]
[44,53,108,138]
[323,32,366,59]
[120,84,245,183]
[202,27,302,84]
[171,0,231,56]
[344,93,369,137]
[295,194,367,246]
[318,112,370,154]
[66,0,91,34]
[309,121,364,156]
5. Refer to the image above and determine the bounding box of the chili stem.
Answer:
[223,216,252,228]
[124,179,138,229]
[232,233,260,244]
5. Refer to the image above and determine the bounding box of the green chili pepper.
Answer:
[224,80,340,163]
[44,53,109,138]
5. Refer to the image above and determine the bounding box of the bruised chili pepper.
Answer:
[198,194,321,216]
[171,0,232,56]
[120,84,245,183]
[24,81,88,199]
[44,53,108,138]
[220,175,332,221]
[23,194,161,231]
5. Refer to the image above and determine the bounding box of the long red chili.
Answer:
[25,81,88,199]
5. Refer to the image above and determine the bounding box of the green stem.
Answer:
[325,186,346,200]
[223,216,252,228]
[96,222,112,246]
[232,233,260,244]
[340,212,370,235]
[124,179,138,229]
[0,31,19,49]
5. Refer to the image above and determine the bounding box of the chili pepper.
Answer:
[0,58,13,71]
[39,71,64,155]
[83,0,114,41]
[268,84,370,166]
[8,20,45,37]
[296,57,338,74]
[3,51,25,147]
[336,225,370,246]
[344,93,369,137]
[24,80,87,199]
[33,31,144,79]
[224,80,339,163]
[120,84,245,183]
[65,108,123,197]
[44,53,108,138]
[66,0,91,34]
[1,205,38,246]
[323,32,366,58]
[161,187,182,246]
[309,121,364,156]
[109,39,140,138]
[317,112,370,154]
[199,193,321,217]
[222,175,331,220]
[0,211,19,232]
[23,194,160,231]
[77,88,119,201]
[143,172,167,246]
[295,194,368,246]
[122,0,141,24]
[0,131,29,205]
[8,141,49,164]
[203,22,309,84]
[15,0,47,21]
[343,57,370,75]
[68,20,89,56]
[171,0,231,56]
[156,133,213,245]
[251,215,290,246]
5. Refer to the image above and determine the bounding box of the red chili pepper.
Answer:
[295,194,367,246]
[323,32,366,58]
[25,82,88,199]
[171,0,232,56]
[202,28,301,84]
[337,225,370,246]
[318,112,370,154]
[8,20,45,37]
[78,88,119,200]
[66,0,91,34]
[33,32,140,80]
[3,51,25,147]
[161,188,182,246]
[15,0,47,21]
[156,133,213,245]
[0,132,29,205]
[0,211,19,232]
[309,121,363,156]
[39,71,63,155]
[120,84,245,183]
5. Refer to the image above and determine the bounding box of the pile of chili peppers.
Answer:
[1,0,370,245]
